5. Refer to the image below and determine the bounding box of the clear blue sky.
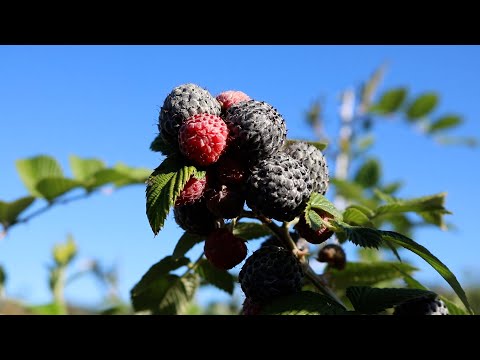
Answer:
[0,45,479,308]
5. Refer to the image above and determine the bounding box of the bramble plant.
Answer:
[0,66,476,315]
[137,79,474,315]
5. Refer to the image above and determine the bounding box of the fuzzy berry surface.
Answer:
[173,200,218,236]
[204,228,247,270]
[246,153,313,222]
[178,114,229,166]
[216,90,251,111]
[286,142,329,195]
[239,246,304,303]
[393,296,449,315]
[225,100,287,162]
[158,83,221,147]
[175,176,207,206]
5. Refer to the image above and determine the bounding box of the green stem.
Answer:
[256,215,347,309]
[181,252,204,279]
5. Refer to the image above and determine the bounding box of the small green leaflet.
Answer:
[0,196,35,228]
[373,192,451,229]
[130,256,196,314]
[406,92,438,120]
[35,178,83,202]
[328,262,417,290]
[342,207,374,227]
[146,156,203,235]
[16,155,64,197]
[353,158,381,188]
[306,193,343,221]
[131,273,199,315]
[196,259,235,295]
[172,232,205,259]
[333,221,383,249]
[346,286,436,314]
[369,87,407,115]
[261,291,347,315]
[69,155,106,182]
[232,222,273,240]
[52,235,77,267]
[427,115,463,134]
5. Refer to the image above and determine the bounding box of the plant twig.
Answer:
[12,192,95,227]
[255,214,346,309]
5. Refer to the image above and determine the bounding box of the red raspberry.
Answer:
[178,114,229,166]
[295,210,334,244]
[175,176,207,206]
[204,228,247,270]
[216,90,250,111]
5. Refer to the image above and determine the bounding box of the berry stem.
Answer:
[255,214,346,309]
[181,252,204,279]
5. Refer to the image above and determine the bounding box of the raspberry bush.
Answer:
[136,82,474,315]
[0,62,476,315]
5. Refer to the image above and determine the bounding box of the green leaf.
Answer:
[381,181,403,195]
[146,156,199,235]
[196,259,235,295]
[150,133,177,155]
[16,155,64,197]
[343,207,374,227]
[286,139,328,151]
[36,178,83,202]
[436,136,477,148]
[406,92,438,120]
[360,64,387,110]
[374,192,451,229]
[346,286,437,314]
[233,222,273,240]
[0,196,35,228]
[131,256,190,296]
[381,230,473,314]
[131,273,199,314]
[334,221,383,248]
[52,235,77,267]
[113,163,152,187]
[306,193,343,221]
[172,232,205,259]
[69,155,105,182]
[370,87,407,114]
[373,188,395,203]
[397,267,468,315]
[331,178,366,203]
[328,262,417,290]
[345,204,375,218]
[261,291,347,315]
[354,158,381,188]
[90,169,131,189]
[427,115,463,134]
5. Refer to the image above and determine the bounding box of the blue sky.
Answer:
[0,45,479,308]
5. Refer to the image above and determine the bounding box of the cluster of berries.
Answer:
[156,83,446,315]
